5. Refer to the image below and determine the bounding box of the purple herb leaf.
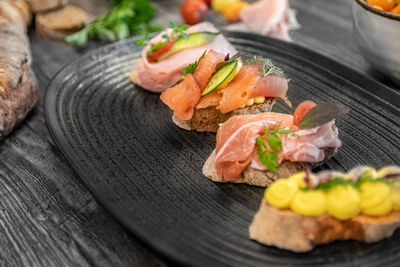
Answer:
[298,102,350,129]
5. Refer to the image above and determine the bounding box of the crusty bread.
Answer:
[172,99,276,132]
[249,201,400,252]
[25,0,68,13]
[36,5,87,40]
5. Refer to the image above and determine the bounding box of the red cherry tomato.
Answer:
[293,100,317,126]
[202,0,212,6]
[147,40,174,62]
[181,0,209,25]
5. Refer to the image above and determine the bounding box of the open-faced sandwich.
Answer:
[130,22,236,92]
[160,52,290,132]
[203,101,350,186]
[249,166,400,252]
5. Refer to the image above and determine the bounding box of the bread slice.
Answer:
[172,99,276,132]
[249,201,400,252]
[36,5,87,40]
[203,147,337,187]
[25,0,68,13]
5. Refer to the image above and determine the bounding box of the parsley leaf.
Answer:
[256,123,296,172]
[182,50,207,76]
[66,0,160,46]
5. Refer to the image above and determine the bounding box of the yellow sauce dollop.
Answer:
[265,179,298,209]
[288,172,308,187]
[360,182,393,216]
[290,190,327,216]
[391,182,400,211]
[327,185,361,220]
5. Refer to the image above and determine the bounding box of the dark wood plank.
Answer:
[0,0,397,266]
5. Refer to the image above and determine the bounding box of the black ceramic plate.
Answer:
[44,32,400,266]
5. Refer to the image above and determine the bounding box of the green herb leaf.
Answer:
[66,0,158,46]
[256,123,296,172]
[182,50,207,76]
[245,57,285,77]
[268,136,282,151]
[298,102,350,129]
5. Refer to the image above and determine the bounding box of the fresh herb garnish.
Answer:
[306,176,394,191]
[245,57,286,77]
[256,123,297,172]
[66,0,161,46]
[298,102,350,129]
[136,21,190,57]
[182,50,207,76]
[216,51,245,71]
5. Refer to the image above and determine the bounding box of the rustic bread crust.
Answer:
[172,99,276,132]
[36,5,87,40]
[249,201,400,252]
[25,0,68,13]
[203,147,337,187]
[0,1,37,140]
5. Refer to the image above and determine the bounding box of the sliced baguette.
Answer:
[172,99,276,132]
[249,200,400,252]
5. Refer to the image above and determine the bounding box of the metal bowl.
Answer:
[353,0,400,84]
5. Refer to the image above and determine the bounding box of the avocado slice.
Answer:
[156,32,219,62]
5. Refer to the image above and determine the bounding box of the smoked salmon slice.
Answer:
[160,73,201,120]
[217,62,289,114]
[193,50,225,90]
[196,90,223,109]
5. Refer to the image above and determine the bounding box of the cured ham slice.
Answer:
[214,113,341,181]
[132,22,237,93]
[239,0,300,41]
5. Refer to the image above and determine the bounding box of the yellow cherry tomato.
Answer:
[265,179,298,209]
[367,0,396,11]
[391,181,400,210]
[211,0,239,13]
[360,181,393,216]
[327,185,361,220]
[290,190,327,216]
[377,166,400,179]
[391,4,400,15]
[222,1,248,22]
[345,166,377,180]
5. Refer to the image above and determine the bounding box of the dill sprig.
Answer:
[245,57,286,77]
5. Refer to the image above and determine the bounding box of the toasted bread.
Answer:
[25,0,68,13]
[172,99,276,132]
[36,5,87,40]
[249,201,400,252]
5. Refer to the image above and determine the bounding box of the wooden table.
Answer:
[0,0,398,266]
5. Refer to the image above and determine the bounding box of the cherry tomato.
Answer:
[367,0,395,11]
[212,0,239,13]
[222,1,248,22]
[293,100,317,126]
[202,0,212,6]
[147,40,174,62]
[390,4,400,14]
[181,0,209,25]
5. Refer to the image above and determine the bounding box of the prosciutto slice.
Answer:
[239,0,300,41]
[215,113,341,181]
[131,22,237,93]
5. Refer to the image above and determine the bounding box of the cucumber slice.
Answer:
[156,32,219,61]
[201,60,238,96]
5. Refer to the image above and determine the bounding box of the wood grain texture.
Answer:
[0,0,398,266]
